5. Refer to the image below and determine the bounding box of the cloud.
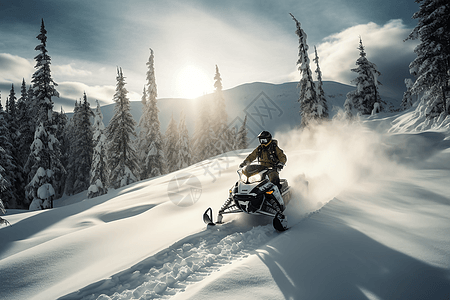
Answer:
[52,64,92,78]
[312,19,418,97]
[0,53,34,83]
[56,81,141,112]
[58,82,115,105]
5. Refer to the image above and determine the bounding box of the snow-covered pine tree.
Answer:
[343,96,355,120]
[164,114,180,173]
[6,85,19,165]
[140,49,165,178]
[401,78,415,111]
[290,13,319,127]
[88,100,108,198]
[7,84,17,124]
[5,84,25,208]
[345,38,383,116]
[313,46,329,120]
[71,92,94,194]
[26,85,36,125]
[0,103,17,208]
[106,68,140,188]
[64,101,79,196]
[0,159,11,223]
[236,115,249,150]
[211,65,231,155]
[191,98,215,163]
[26,123,56,210]
[52,107,67,199]
[25,19,63,210]
[136,86,148,162]
[230,126,238,151]
[16,79,34,168]
[406,0,450,118]
[32,19,60,124]
[176,110,191,169]
[0,196,8,226]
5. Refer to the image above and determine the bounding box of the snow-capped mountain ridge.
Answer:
[76,80,402,145]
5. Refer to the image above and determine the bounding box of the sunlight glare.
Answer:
[175,65,212,99]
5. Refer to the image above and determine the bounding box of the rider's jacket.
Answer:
[243,140,287,168]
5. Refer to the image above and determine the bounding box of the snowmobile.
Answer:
[203,163,292,231]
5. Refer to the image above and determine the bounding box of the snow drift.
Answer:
[1,113,450,300]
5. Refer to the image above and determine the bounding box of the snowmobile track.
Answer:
[59,222,280,300]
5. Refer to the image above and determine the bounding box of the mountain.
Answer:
[1,108,450,300]
[91,81,402,146]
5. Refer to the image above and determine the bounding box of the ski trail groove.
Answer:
[60,223,279,300]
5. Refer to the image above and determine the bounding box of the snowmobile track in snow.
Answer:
[59,222,281,300]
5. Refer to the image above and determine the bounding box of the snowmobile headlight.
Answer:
[248,173,262,183]
[240,174,248,183]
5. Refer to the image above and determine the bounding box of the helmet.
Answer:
[257,131,272,145]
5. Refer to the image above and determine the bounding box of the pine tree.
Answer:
[236,115,249,150]
[0,103,16,208]
[141,49,165,178]
[88,101,108,198]
[106,68,139,188]
[345,38,383,116]
[26,123,55,209]
[313,46,329,120]
[26,85,36,127]
[7,84,17,122]
[136,86,148,162]
[16,79,34,168]
[344,97,355,120]
[290,13,319,127]
[25,19,63,210]
[5,84,24,207]
[6,84,18,154]
[0,172,9,211]
[192,98,215,163]
[177,110,191,169]
[32,19,60,124]
[72,92,94,194]
[64,101,79,195]
[52,108,67,198]
[164,114,180,173]
[212,65,231,155]
[401,78,415,110]
[406,0,450,117]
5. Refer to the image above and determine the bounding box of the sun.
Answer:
[175,65,212,99]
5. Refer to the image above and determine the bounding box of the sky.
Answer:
[0,0,420,112]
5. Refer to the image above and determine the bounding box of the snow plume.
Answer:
[277,119,399,219]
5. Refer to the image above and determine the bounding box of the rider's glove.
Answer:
[276,163,285,172]
[239,161,247,168]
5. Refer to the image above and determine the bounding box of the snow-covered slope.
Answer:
[1,111,450,300]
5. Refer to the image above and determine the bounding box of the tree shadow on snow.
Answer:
[257,215,450,300]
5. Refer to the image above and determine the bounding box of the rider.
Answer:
[239,131,287,192]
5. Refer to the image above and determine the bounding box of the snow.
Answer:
[37,183,55,200]
[1,111,450,300]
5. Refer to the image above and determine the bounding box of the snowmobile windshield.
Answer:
[242,164,267,177]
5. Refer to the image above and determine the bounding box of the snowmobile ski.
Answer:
[203,207,216,226]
